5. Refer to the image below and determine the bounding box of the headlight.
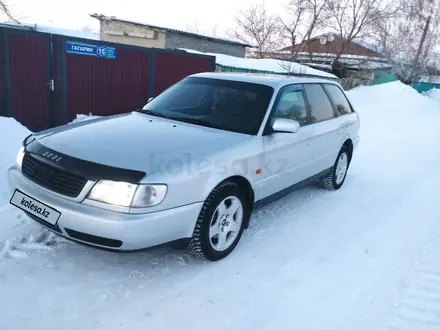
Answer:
[16,146,25,168]
[88,181,167,208]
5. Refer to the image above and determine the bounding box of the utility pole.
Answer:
[409,15,432,83]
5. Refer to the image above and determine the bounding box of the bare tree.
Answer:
[278,0,330,62]
[373,0,440,82]
[278,0,308,56]
[278,59,308,75]
[326,0,397,69]
[0,0,18,23]
[211,25,218,37]
[301,0,331,52]
[228,3,279,57]
[81,25,95,33]
[185,21,201,34]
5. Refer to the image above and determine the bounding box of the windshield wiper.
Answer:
[169,117,217,129]
[138,110,217,129]
[137,109,171,119]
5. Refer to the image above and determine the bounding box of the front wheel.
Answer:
[190,181,249,261]
[321,147,350,190]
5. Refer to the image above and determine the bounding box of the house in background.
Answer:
[273,33,393,89]
[90,14,251,58]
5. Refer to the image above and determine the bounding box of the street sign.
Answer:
[66,41,116,59]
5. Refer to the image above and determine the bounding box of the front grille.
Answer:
[22,154,87,198]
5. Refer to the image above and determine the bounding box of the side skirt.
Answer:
[254,168,331,210]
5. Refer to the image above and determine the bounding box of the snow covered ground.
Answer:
[425,88,440,103]
[1,82,440,330]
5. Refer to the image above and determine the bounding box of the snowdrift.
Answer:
[424,88,440,103]
[347,81,440,112]
[0,118,31,205]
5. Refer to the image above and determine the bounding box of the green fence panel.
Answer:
[412,82,440,93]
[373,71,398,85]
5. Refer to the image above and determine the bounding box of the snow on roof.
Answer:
[181,49,337,79]
[0,22,99,40]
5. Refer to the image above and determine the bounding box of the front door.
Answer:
[256,84,315,201]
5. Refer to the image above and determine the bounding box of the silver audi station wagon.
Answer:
[8,73,360,260]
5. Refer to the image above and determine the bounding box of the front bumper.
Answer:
[8,166,203,250]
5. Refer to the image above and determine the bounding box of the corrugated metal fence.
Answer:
[0,26,215,131]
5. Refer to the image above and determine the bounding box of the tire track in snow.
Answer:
[0,231,62,259]
[379,234,440,330]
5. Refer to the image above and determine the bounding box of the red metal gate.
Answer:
[154,52,213,95]
[7,32,52,131]
[63,41,150,121]
[1,26,215,131]
[0,31,6,116]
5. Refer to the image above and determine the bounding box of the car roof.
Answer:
[189,72,341,89]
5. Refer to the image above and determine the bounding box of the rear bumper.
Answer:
[8,166,203,250]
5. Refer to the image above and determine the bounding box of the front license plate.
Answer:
[10,190,61,225]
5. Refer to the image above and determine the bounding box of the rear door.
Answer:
[322,83,359,143]
[303,83,341,174]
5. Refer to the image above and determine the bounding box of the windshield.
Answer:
[141,77,274,135]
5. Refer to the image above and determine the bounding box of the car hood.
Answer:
[35,112,251,175]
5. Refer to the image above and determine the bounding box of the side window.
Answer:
[303,84,335,123]
[271,88,308,126]
[323,84,353,116]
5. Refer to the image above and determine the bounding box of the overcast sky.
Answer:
[5,0,285,38]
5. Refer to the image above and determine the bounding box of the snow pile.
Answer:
[0,118,32,249]
[0,118,30,204]
[181,49,337,80]
[424,88,440,103]
[348,81,440,112]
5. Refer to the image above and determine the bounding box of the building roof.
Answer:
[90,14,253,48]
[281,33,383,58]
[190,72,340,89]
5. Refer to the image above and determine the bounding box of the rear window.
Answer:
[323,84,353,116]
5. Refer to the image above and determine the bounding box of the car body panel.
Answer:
[38,111,251,176]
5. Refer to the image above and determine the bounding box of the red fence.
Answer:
[0,26,215,131]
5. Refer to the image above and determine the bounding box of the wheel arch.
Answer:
[342,138,354,163]
[211,175,255,228]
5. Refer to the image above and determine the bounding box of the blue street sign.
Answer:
[66,41,116,59]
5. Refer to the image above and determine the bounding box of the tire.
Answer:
[190,181,249,261]
[321,147,350,190]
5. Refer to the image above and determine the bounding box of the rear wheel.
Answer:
[321,147,350,190]
[190,181,248,261]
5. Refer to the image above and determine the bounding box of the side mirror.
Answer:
[271,118,300,133]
